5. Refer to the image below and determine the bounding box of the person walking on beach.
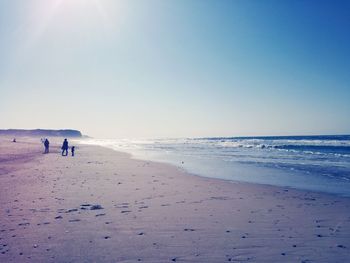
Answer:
[61,138,69,156]
[71,146,75,157]
[44,138,50,154]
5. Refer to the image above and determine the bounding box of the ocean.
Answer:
[80,135,350,197]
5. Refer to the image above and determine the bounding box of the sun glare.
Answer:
[53,0,122,30]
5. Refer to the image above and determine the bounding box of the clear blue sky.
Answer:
[0,0,349,138]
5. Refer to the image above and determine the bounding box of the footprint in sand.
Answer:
[95,213,106,217]
[115,203,129,208]
[90,205,103,210]
[66,208,78,213]
[18,222,30,226]
[80,204,92,210]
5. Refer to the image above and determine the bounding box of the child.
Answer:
[71,146,75,157]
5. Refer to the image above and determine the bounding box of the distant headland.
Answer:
[0,129,83,137]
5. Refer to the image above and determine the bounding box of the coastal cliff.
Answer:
[0,129,83,137]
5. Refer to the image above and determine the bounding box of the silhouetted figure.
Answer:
[61,138,69,156]
[71,146,75,156]
[44,139,50,154]
[12,138,16,143]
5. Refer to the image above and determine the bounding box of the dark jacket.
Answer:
[62,141,68,150]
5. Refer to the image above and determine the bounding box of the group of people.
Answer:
[42,138,75,156]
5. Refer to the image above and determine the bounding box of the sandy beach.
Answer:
[1,137,350,263]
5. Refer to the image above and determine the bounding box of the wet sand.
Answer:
[0,137,350,262]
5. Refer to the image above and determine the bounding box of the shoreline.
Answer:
[1,137,350,262]
[81,141,350,200]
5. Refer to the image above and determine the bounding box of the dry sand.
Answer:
[0,137,350,262]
